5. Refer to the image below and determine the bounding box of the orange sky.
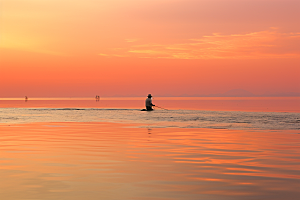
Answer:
[1,0,299,97]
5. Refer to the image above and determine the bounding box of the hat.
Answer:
[147,94,152,98]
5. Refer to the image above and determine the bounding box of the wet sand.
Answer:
[1,122,299,200]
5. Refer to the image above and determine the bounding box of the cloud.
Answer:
[100,29,300,59]
[98,53,109,57]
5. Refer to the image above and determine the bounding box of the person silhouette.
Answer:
[145,94,155,111]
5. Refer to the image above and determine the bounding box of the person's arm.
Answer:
[150,99,155,106]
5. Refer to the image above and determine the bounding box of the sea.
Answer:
[0,97,299,200]
[1,97,299,129]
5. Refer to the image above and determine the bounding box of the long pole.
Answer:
[154,106,168,110]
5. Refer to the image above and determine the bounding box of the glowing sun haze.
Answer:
[1,0,299,97]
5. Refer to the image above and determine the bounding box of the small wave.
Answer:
[0,108,299,130]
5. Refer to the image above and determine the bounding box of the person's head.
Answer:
[147,94,152,98]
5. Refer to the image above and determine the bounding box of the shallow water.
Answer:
[0,107,299,130]
[0,97,299,199]
[0,123,299,200]
[0,97,299,112]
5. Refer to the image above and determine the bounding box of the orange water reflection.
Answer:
[0,97,299,112]
[0,122,299,200]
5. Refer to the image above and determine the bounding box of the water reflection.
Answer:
[0,122,299,200]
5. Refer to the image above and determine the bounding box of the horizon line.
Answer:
[1,96,300,100]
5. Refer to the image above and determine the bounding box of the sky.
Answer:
[0,0,299,97]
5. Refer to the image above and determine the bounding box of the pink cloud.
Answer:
[100,29,300,59]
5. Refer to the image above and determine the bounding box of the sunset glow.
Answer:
[1,0,299,97]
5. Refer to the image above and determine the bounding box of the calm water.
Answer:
[0,108,300,130]
[0,97,299,112]
[0,97,299,200]
[1,123,299,200]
